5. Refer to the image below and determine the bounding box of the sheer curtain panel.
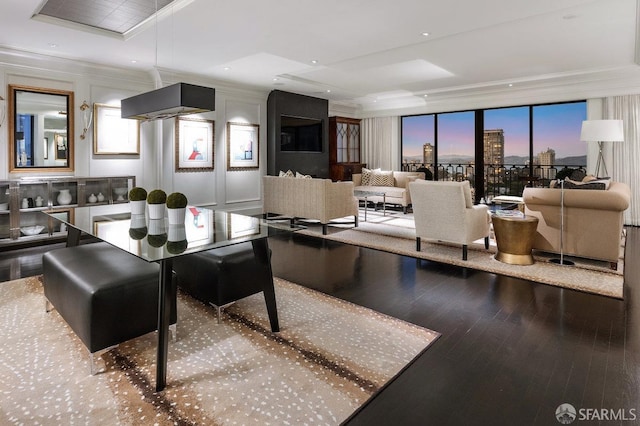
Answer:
[361,117,394,170]
[603,95,640,225]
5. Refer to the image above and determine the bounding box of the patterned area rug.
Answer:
[297,210,624,299]
[0,276,438,425]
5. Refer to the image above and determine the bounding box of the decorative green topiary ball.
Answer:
[147,233,168,247]
[129,187,147,201]
[166,239,188,254]
[167,192,188,209]
[147,189,167,204]
[129,226,148,240]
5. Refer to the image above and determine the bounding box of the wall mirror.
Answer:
[8,84,74,172]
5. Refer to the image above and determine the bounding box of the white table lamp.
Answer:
[580,120,624,177]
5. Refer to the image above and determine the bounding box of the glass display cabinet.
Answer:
[0,175,135,244]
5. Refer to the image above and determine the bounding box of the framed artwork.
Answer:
[185,207,214,245]
[43,137,48,159]
[227,122,259,170]
[55,134,67,160]
[93,217,136,253]
[227,213,261,239]
[175,117,215,172]
[93,103,140,155]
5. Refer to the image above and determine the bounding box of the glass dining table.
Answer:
[42,203,290,391]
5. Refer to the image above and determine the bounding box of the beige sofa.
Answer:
[522,181,630,266]
[352,171,425,213]
[262,176,359,234]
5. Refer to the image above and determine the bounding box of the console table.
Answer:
[43,203,289,391]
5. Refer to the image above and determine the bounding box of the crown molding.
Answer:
[357,65,640,118]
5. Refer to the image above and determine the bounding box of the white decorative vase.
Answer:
[130,214,147,229]
[57,189,72,205]
[168,224,186,241]
[147,219,167,249]
[166,224,188,254]
[130,200,146,215]
[147,218,165,236]
[147,203,165,220]
[167,207,186,225]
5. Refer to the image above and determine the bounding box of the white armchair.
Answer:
[408,180,490,260]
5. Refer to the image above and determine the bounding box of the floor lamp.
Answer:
[549,119,625,266]
[580,119,624,177]
[549,179,573,265]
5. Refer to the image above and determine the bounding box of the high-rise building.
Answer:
[484,129,504,166]
[537,148,556,179]
[423,143,434,166]
[537,147,555,166]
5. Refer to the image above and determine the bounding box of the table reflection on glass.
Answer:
[43,203,288,391]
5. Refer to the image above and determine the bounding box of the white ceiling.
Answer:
[0,0,638,112]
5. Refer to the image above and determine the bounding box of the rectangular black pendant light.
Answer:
[121,82,215,121]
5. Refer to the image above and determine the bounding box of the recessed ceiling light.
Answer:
[273,78,279,81]
[423,94,428,97]
[326,89,331,93]
[48,43,58,48]
[311,60,318,64]
[421,32,430,37]
[131,60,137,64]
[508,83,513,87]
[223,67,231,71]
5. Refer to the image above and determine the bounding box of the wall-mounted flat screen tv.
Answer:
[280,115,323,152]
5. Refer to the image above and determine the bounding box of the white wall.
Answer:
[0,50,269,212]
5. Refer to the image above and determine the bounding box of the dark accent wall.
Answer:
[267,90,329,178]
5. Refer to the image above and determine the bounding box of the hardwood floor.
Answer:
[2,228,638,425]
[268,228,640,426]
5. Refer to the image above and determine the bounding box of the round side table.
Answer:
[491,214,539,265]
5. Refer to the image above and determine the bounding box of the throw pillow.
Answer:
[370,170,395,187]
[564,177,609,190]
[569,169,587,182]
[461,181,473,208]
[295,171,312,179]
[361,168,381,186]
[279,169,294,178]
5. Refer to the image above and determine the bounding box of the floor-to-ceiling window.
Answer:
[401,114,434,171]
[484,106,530,196]
[532,102,586,183]
[401,100,587,199]
[436,111,475,182]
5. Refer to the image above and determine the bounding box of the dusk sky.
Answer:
[402,102,586,160]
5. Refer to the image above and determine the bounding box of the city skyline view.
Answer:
[402,101,587,164]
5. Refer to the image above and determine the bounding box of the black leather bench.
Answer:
[172,241,279,331]
[42,242,177,374]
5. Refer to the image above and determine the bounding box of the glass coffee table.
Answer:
[354,189,386,221]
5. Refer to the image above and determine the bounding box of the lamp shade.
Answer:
[580,120,624,142]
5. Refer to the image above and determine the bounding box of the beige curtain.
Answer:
[603,95,640,225]
[360,117,394,170]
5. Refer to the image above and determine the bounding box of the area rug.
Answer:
[298,212,624,299]
[0,276,439,425]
